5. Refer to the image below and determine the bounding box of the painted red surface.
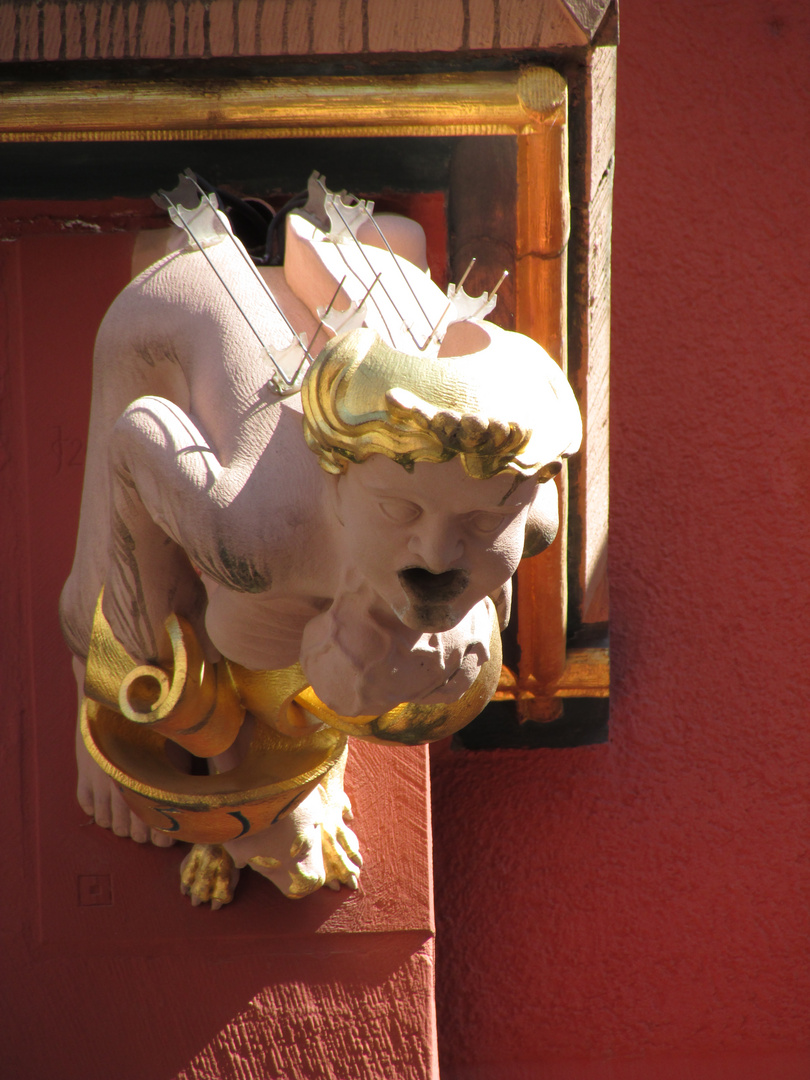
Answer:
[432,1,810,1077]
[3,4,810,1076]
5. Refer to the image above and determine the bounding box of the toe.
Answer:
[129,815,150,844]
[110,789,133,837]
[76,783,95,818]
[92,802,112,830]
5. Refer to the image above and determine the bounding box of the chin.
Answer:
[391,598,462,634]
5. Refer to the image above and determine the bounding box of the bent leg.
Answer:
[223,740,362,900]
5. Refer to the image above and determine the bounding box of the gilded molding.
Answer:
[0,69,566,142]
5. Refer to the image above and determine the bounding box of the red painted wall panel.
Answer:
[432,1,810,1076]
[0,227,438,1079]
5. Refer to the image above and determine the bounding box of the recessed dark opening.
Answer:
[398,567,468,603]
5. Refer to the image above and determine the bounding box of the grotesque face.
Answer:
[334,455,545,633]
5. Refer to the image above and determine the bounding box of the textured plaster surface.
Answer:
[177,940,438,1080]
[432,0,810,1075]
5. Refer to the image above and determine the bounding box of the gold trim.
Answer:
[81,697,346,844]
[84,589,245,758]
[555,647,609,698]
[495,647,609,703]
[0,69,566,143]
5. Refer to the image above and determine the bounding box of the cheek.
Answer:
[494,533,525,575]
[496,514,536,575]
[523,482,559,556]
[349,517,408,573]
[335,482,381,544]
[470,528,524,584]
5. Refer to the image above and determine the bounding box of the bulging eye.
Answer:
[378,498,421,524]
[469,511,507,534]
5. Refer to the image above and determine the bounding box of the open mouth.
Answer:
[397,566,469,605]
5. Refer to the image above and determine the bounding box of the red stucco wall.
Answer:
[3,3,809,1077]
[432,2,810,1076]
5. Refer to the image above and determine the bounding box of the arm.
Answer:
[104,395,250,663]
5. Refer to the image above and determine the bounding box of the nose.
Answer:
[407,518,463,572]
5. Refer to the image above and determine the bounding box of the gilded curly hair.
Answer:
[300,326,581,481]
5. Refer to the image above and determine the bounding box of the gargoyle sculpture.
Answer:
[60,172,581,907]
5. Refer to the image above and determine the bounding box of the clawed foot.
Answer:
[225,782,363,900]
[76,718,175,847]
[321,790,363,893]
[180,844,240,909]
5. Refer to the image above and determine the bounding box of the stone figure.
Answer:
[60,173,581,907]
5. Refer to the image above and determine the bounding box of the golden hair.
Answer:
[300,327,581,481]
